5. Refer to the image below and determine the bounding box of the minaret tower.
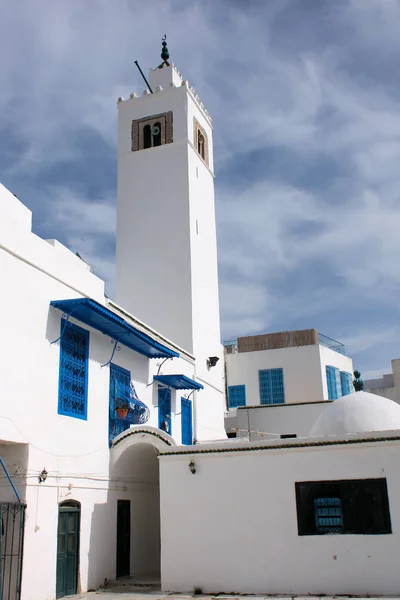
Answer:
[115,40,223,416]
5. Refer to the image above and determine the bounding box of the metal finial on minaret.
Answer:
[159,35,170,68]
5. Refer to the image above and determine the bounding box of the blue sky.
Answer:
[1,0,400,378]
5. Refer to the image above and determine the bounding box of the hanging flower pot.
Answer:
[115,399,129,419]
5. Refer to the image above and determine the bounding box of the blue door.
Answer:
[181,398,193,445]
[158,387,171,435]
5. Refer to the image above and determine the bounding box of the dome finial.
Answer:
[159,35,170,68]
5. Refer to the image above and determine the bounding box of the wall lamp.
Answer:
[207,356,219,369]
[188,460,196,475]
[38,468,48,484]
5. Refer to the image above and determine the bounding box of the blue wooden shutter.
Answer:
[227,385,246,408]
[259,369,285,404]
[58,321,89,419]
[340,371,353,396]
[326,366,341,400]
[181,398,193,445]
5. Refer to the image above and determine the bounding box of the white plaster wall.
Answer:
[0,184,212,599]
[226,345,354,406]
[225,345,324,405]
[115,74,225,440]
[115,83,194,353]
[365,385,397,402]
[160,437,400,596]
[318,345,354,398]
[235,402,331,440]
[392,359,400,404]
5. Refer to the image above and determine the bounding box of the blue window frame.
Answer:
[340,371,353,396]
[259,369,285,405]
[158,387,172,435]
[109,364,131,446]
[227,385,246,408]
[326,365,342,400]
[58,321,89,419]
[181,398,193,445]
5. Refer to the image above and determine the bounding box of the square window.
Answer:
[295,478,392,536]
[228,385,246,408]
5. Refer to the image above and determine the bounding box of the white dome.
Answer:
[310,391,400,437]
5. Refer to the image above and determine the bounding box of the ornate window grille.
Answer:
[227,385,246,408]
[259,368,285,404]
[58,321,89,419]
[109,364,150,446]
[314,497,344,533]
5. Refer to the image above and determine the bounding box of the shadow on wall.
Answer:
[110,441,161,581]
[87,499,114,592]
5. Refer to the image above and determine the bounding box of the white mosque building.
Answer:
[1,41,400,600]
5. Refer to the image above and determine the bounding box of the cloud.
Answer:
[1,0,400,375]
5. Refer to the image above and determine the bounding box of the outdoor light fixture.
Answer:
[38,468,48,484]
[188,460,196,475]
[207,356,219,369]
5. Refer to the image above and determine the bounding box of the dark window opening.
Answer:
[227,432,237,439]
[281,434,297,439]
[197,130,205,160]
[295,478,392,536]
[152,122,162,146]
[143,124,151,149]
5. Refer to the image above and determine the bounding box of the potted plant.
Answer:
[115,399,130,419]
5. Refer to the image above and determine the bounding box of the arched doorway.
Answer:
[56,501,80,598]
[110,427,174,582]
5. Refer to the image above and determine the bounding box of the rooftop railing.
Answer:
[318,333,346,355]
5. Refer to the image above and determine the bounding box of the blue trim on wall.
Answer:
[181,398,193,445]
[227,385,246,408]
[58,321,89,420]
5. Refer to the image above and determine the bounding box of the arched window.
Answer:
[197,130,205,160]
[152,122,162,147]
[194,119,208,165]
[143,124,151,149]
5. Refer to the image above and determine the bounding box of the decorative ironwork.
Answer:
[0,502,26,600]
[109,364,150,446]
[101,333,130,368]
[58,322,89,419]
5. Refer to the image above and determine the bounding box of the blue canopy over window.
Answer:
[50,298,179,359]
[153,374,203,390]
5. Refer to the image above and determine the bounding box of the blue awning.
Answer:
[50,298,179,359]
[153,374,204,390]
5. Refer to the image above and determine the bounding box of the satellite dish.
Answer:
[152,125,160,136]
